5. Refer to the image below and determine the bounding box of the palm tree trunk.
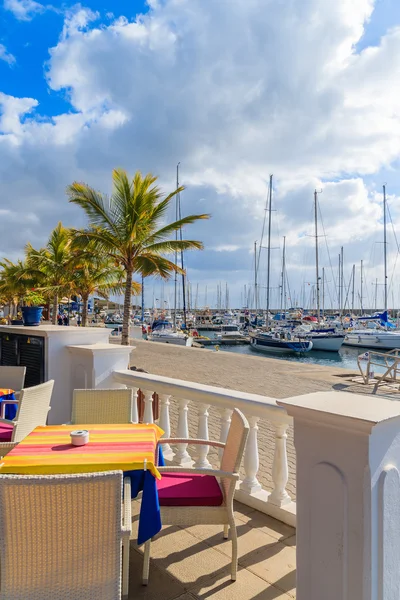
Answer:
[122,269,133,345]
[82,294,88,327]
[52,293,58,325]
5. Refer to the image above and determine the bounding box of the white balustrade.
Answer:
[131,387,139,423]
[175,398,192,465]
[112,368,295,526]
[240,416,262,493]
[269,423,291,506]
[194,403,211,468]
[158,393,174,461]
[142,390,154,424]
[218,408,232,460]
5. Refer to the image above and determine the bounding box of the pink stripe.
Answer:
[12,442,156,456]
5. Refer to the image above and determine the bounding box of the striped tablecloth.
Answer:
[0,423,163,478]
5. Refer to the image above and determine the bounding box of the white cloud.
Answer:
[1,0,400,306]
[0,43,15,65]
[3,0,44,21]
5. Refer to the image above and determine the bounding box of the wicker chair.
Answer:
[0,366,26,418]
[0,471,132,599]
[71,389,134,424]
[142,408,249,584]
[0,380,54,457]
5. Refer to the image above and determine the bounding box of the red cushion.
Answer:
[157,472,223,507]
[0,423,13,442]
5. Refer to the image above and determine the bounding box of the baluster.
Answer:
[158,394,174,461]
[218,408,232,460]
[142,390,154,424]
[194,403,211,468]
[269,423,291,506]
[175,398,191,465]
[131,388,139,423]
[240,416,262,493]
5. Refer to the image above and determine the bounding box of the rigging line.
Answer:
[257,181,270,273]
[317,201,338,304]
[386,202,400,253]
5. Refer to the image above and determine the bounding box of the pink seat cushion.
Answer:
[0,422,13,442]
[157,472,223,507]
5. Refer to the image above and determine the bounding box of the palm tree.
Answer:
[69,252,138,326]
[25,223,73,324]
[0,259,28,320]
[67,169,209,345]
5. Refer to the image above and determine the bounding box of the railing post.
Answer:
[142,390,154,424]
[158,393,173,461]
[269,423,291,506]
[175,398,191,465]
[131,387,139,423]
[218,408,232,460]
[240,416,262,493]
[194,403,212,468]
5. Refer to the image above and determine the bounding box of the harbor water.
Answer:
[200,330,389,374]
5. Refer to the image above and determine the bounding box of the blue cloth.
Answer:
[124,446,165,545]
[0,393,16,420]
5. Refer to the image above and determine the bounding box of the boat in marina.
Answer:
[148,320,193,346]
[297,329,345,352]
[250,331,313,354]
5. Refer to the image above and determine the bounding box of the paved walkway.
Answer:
[128,499,296,599]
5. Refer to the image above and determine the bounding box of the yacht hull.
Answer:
[299,334,345,352]
[343,331,400,350]
[250,335,313,354]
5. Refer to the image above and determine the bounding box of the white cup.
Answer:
[70,430,90,446]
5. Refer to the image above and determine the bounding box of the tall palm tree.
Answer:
[25,223,73,324]
[69,252,138,326]
[67,169,209,345]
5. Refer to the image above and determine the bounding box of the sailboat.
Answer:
[296,190,345,352]
[344,184,400,350]
[148,163,193,347]
[249,175,313,355]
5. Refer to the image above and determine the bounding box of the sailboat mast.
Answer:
[322,267,325,317]
[173,163,179,329]
[254,241,258,312]
[360,259,363,313]
[280,236,286,315]
[383,184,388,314]
[351,264,355,313]
[266,175,273,328]
[177,163,187,327]
[314,190,320,321]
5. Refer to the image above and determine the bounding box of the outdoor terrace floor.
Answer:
[129,499,296,599]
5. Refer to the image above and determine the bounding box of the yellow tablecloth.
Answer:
[0,423,163,478]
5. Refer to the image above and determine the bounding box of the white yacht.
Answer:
[148,320,193,347]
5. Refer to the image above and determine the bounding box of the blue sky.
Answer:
[1,0,400,309]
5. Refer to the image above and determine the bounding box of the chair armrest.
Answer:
[0,418,15,425]
[122,477,132,536]
[160,438,226,449]
[0,442,18,458]
[1,400,18,406]
[158,466,239,480]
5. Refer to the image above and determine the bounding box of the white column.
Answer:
[174,398,191,465]
[142,390,154,424]
[218,408,232,460]
[278,390,400,600]
[240,416,262,493]
[194,403,212,468]
[158,393,173,461]
[269,423,291,506]
[131,387,139,424]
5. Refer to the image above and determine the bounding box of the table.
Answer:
[0,423,165,544]
[0,388,16,420]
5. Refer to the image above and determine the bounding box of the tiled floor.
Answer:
[128,500,296,599]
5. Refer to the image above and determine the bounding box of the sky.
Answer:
[1,0,400,310]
